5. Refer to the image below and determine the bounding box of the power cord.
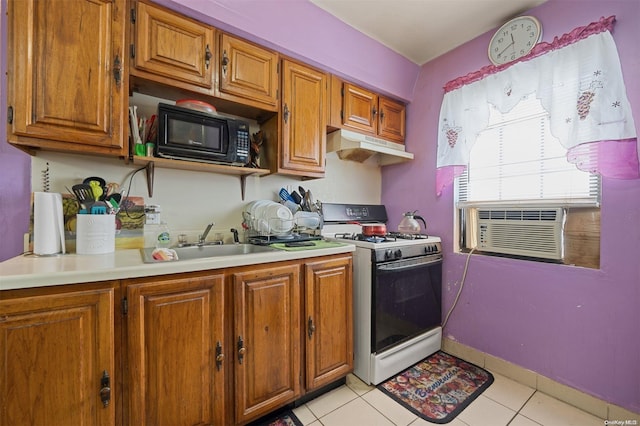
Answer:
[442,248,476,329]
[120,165,148,220]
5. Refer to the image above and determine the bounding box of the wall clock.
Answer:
[488,16,542,65]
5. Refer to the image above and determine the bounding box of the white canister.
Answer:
[75,214,116,255]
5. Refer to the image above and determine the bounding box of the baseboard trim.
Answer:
[442,337,639,420]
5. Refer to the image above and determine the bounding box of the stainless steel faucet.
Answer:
[198,223,215,245]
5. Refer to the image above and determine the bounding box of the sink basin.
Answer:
[141,244,278,263]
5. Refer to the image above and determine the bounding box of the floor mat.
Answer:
[248,409,303,426]
[377,351,494,424]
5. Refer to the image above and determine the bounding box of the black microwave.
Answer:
[156,103,250,166]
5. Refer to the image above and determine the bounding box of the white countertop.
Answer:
[0,244,356,291]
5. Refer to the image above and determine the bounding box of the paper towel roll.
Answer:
[33,192,66,255]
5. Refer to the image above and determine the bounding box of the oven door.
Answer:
[372,255,442,353]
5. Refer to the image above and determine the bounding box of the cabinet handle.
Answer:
[308,316,316,339]
[237,335,246,364]
[372,106,378,118]
[113,54,122,88]
[221,50,229,78]
[380,109,385,122]
[205,44,212,69]
[283,104,290,124]
[99,370,111,407]
[215,341,224,371]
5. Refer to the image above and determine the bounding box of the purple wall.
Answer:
[382,0,640,413]
[0,0,31,262]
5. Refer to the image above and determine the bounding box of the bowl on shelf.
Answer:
[175,99,217,115]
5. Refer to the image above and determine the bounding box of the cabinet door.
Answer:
[342,83,378,134]
[304,256,353,390]
[0,286,115,426]
[132,1,215,91]
[7,0,126,156]
[281,59,327,176]
[218,33,279,111]
[127,273,226,426]
[233,264,301,424]
[378,96,406,143]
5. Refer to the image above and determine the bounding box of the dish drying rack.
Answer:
[242,211,323,244]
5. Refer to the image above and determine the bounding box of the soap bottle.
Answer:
[156,222,171,248]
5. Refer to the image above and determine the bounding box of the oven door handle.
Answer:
[377,256,442,271]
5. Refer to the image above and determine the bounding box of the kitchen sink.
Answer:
[141,244,278,263]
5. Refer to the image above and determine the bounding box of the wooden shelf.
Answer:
[130,156,271,200]
[131,156,269,176]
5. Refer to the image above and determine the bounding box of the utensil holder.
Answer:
[76,214,115,254]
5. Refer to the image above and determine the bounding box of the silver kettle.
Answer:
[398,211,426,234]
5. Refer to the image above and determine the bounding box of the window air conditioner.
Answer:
[476,208,564,260]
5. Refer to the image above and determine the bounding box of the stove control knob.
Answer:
[394,249,402,259]
[385,249,394,260]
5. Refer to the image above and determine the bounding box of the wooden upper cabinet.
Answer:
[218,33,279,111]
[7,0,127,156]
[342,83,378,134]
[304,256,353,391]
[0,284,116,426]
[232,264,301,424]
[131,1,215,93]
[378,96,406,143]
[126,273,226,426]
[281,59,328,177]
[330,76,407,144]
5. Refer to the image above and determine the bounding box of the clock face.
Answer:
[488,16,542,65]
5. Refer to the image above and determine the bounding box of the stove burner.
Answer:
[333,232,398,243]
[388,232,429,240]
[365,236,386,243]
[334,232,432,243]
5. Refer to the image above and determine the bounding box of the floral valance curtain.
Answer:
[436,16,638,196]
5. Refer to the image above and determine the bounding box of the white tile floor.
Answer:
[291,372,607,426]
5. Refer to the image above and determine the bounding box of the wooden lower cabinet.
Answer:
[232,264,302,424]
[304,256,353,391]
[0,254,352,426]
[125,272,226,426]
[0,282,116,426]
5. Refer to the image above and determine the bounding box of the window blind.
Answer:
[457,95,601,206]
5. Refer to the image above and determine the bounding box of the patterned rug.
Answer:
[249,409,303,426]
[378,351,494,424]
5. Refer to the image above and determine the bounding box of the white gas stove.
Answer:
[321,203,443,384]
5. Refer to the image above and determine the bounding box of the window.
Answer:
[455,95,601,268]
[438,22,636,268]
[457,95,601,205]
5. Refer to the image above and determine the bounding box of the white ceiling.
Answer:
[309,0,548,65]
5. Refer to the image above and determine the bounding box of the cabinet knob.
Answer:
[215,341,224,371]
[113,54,122,88]
[237,335,246,364]
[283,103,290,124]
[99,370,111,408]
[221,50,229,78]
[205,44,212,69]
[308,316,316,339]
[372,106,377,118]
[380,109,385,122]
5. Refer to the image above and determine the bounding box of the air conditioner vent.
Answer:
[476,208,564,260]
[478,209,559,221]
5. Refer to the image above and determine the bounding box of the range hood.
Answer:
[326,129,414,165]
